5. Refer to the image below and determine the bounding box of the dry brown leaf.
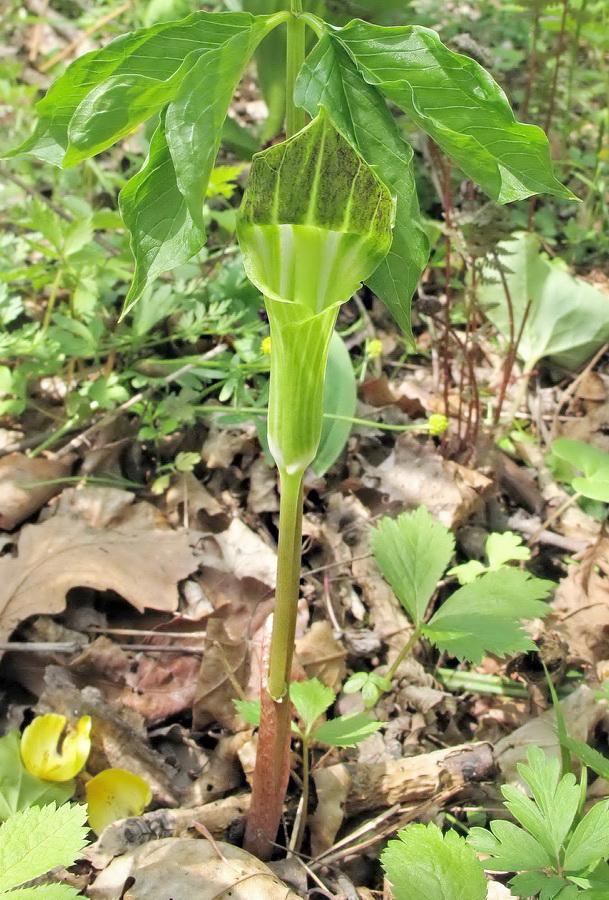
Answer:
[295,620,347,690]
[0,495,199,651]
[89,838,301,900]
[201,426,253,469]
[247,456,279,513]
[192,619,249,731]
[362,434,491,528]
[549,560,609,665]
[0,452,72,530]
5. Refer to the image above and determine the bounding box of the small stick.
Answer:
[0,642,205,654]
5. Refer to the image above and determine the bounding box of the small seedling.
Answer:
[0,802,89,898]
[235,677,381,848]
[552,439,609,504]
[346,507,553,708]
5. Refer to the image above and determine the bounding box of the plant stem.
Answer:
[286,0,306,137]
[386,626,422,682]
[268,469,304,700]
[41,269,63,333]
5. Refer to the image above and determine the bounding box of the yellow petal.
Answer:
[20,714,92,782]
[86,768,152,836]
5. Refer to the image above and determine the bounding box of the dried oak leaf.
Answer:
[0,508,199,652]
[0,452,73,530]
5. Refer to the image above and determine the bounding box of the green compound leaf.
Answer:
[382,823,487,900]
[564,799,609,874]
[296,34,429,341]
[426,567,552,663]
[2,885,81,899]
[0,804,88,893]
[119,114,203,316]
[233,699,261,727]
[0,732,74,824]
[311,712,382,748]
[468,819,554,873]
[552,439,609,503]
[486,531,531,568]
[561,734,609,783]
[290,678,335,733]
[369,507,455,626]
[509,872,574,900]
[237,108,394,312]
[334,21,574,204]
[9,12,263,167]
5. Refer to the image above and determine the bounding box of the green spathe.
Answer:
[237,109,394,312]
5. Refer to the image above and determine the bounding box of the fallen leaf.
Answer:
[89,837,301,900]
[362,434,491,528]
[295,621,347,691]
[0,453,72,530]
[0,493,200,652]
[549,560,609,665]
[247,456,279,514]
[192,619,249,731]
[201,426,254,469]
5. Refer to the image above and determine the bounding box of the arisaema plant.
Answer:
[6,0,572,858]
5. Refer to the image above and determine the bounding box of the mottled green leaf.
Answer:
[334,20,573,203]
[296,35,429,341]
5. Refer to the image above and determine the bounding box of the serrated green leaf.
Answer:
[296,34,429,340]
[561,734,609,782]
[486,531,531,568]
[8,12,262,167]
[503,747,580,859]
[334,21,573,204]
[290,678,335,732]
[510,872,571,899]
[425,567,552,663]
[311,712,382,747]
[370,507,455,626]
[3,885,81,898]
[119,114,204,315]
[232,699,261,727]
[383,823,487,900]
[313,331,357,476]
[165,24,269,233]
[0,733,74,823]
[563,799,609,873]
[0,804,88,892]
[446,560,486,585]
[468,819,553,872]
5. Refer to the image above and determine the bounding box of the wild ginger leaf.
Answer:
[119,114,204,315]
[311,712,382,748]
[290,678,335,733]
[296,35,429,340]
[0,804,88,893]
[425,567,552,663]
[334,21,573,204]
[382,823,487,900]
[369,508,455,626]
[8,12,262,166]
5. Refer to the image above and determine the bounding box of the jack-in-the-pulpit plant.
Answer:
[7,0,571,857]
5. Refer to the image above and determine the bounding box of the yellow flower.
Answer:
[428,413,449,436]
[261,335,272,356]
[367,339,383,360]
[21,714,91,782]
[86,769,152,836]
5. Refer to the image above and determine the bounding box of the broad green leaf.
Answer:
[369,507,455,626]
[119,114,203,314]
[505,747,580,859]
[9,12,263,166]
[552,440,609,503]
[165,23,270,232]
[425,567,552,663]
[383,823,487,900]
[2,886,81,899]
[468,819,554,872]
[0,733,74,823]
[510,873,572,899]
[233,699,261,726]
[221,116,259,159]
[564,800,609,873]
[290,678,335,732]
[0,804,88,892]
[334,21,573,204]
[486,531,531,568]
[311,712,382,747]
[479,232,609,369]
[313,331,357,476]
[296,35,429,341]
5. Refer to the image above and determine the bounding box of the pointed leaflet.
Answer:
[3,886,80,898]
[290,678,334,732]
[425,567,552,663]
[563,800,609,873]
[334,21,573,203]
[296,35,428,340]
[119,114,202,315]
[0,804,88,892]
[8,12,264,166]
[382,824,487,900]
[311,713,383,748]
[369,508,455,626]
[165,24,270,232]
